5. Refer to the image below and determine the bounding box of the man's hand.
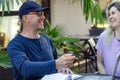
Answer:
[56,54,75,69]
[57,68,73,74]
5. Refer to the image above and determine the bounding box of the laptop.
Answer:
[75,74,111,80]
[75,53,120,80]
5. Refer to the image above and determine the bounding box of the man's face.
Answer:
[26,11,45,31]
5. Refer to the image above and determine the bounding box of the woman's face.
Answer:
[108,6,120,29]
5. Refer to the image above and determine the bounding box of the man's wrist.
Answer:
[55,59,60,69]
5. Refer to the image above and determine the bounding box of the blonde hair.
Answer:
[104,25,115,47]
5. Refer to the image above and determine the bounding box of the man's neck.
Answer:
[20,31,40,39]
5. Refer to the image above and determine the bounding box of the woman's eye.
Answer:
[112,12,115,15]
[108,13,110,17]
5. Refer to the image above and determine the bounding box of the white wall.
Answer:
[50,0,91,36]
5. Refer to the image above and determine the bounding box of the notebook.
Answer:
[41,73,81,80]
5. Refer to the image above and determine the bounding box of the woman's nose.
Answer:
[108,14,112,20]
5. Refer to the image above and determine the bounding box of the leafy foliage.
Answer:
[42,19,84,57]
[0,0,23,16]
[0,0,103,25]
[66,0,104,25]
[42,19,85,73]
[0,49,11,69]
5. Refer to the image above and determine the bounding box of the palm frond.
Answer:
[66,0,104,25]
[42,19,85,57]
[0,0,23,16]
[0,49,11,69]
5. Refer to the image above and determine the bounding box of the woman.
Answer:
[96,1,120,78]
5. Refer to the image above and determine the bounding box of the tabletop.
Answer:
[71,35,98,44]
[71,35,98,40]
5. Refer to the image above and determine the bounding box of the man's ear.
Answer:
[22,15,29,22]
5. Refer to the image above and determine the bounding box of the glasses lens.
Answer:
[37,12,44,16]
[28,11,44,17]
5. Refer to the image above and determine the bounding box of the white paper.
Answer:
[41,73,81,80]
[71,74,82,80]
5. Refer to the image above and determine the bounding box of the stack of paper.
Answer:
[41,73,81,80]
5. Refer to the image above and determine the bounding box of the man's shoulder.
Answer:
[8,34,24,46]
[40,33,50,39]
[10,34,22,41]
[98,31,107,39]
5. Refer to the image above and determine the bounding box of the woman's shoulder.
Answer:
[98,31,107,40]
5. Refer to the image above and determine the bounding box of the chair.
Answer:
[87,38,98,72]
[79,38,98,73]
[0,32,5,47]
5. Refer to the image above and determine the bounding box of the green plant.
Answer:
[42,19,85,57]
[0,49,11,69]
[66,0,104,26]
[0,0,23,16]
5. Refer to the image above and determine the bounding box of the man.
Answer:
[7,1,75,80]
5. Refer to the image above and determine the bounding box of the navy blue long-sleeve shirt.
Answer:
[7,33,58,80]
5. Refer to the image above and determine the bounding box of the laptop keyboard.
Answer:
[75,73,112,80]
[75,75,112,80]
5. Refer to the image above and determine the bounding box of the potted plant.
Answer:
[89,24,105,36]
[67,0,105,36]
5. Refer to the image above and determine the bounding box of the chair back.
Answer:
[88,38,97,55]
[78,37,98,73]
